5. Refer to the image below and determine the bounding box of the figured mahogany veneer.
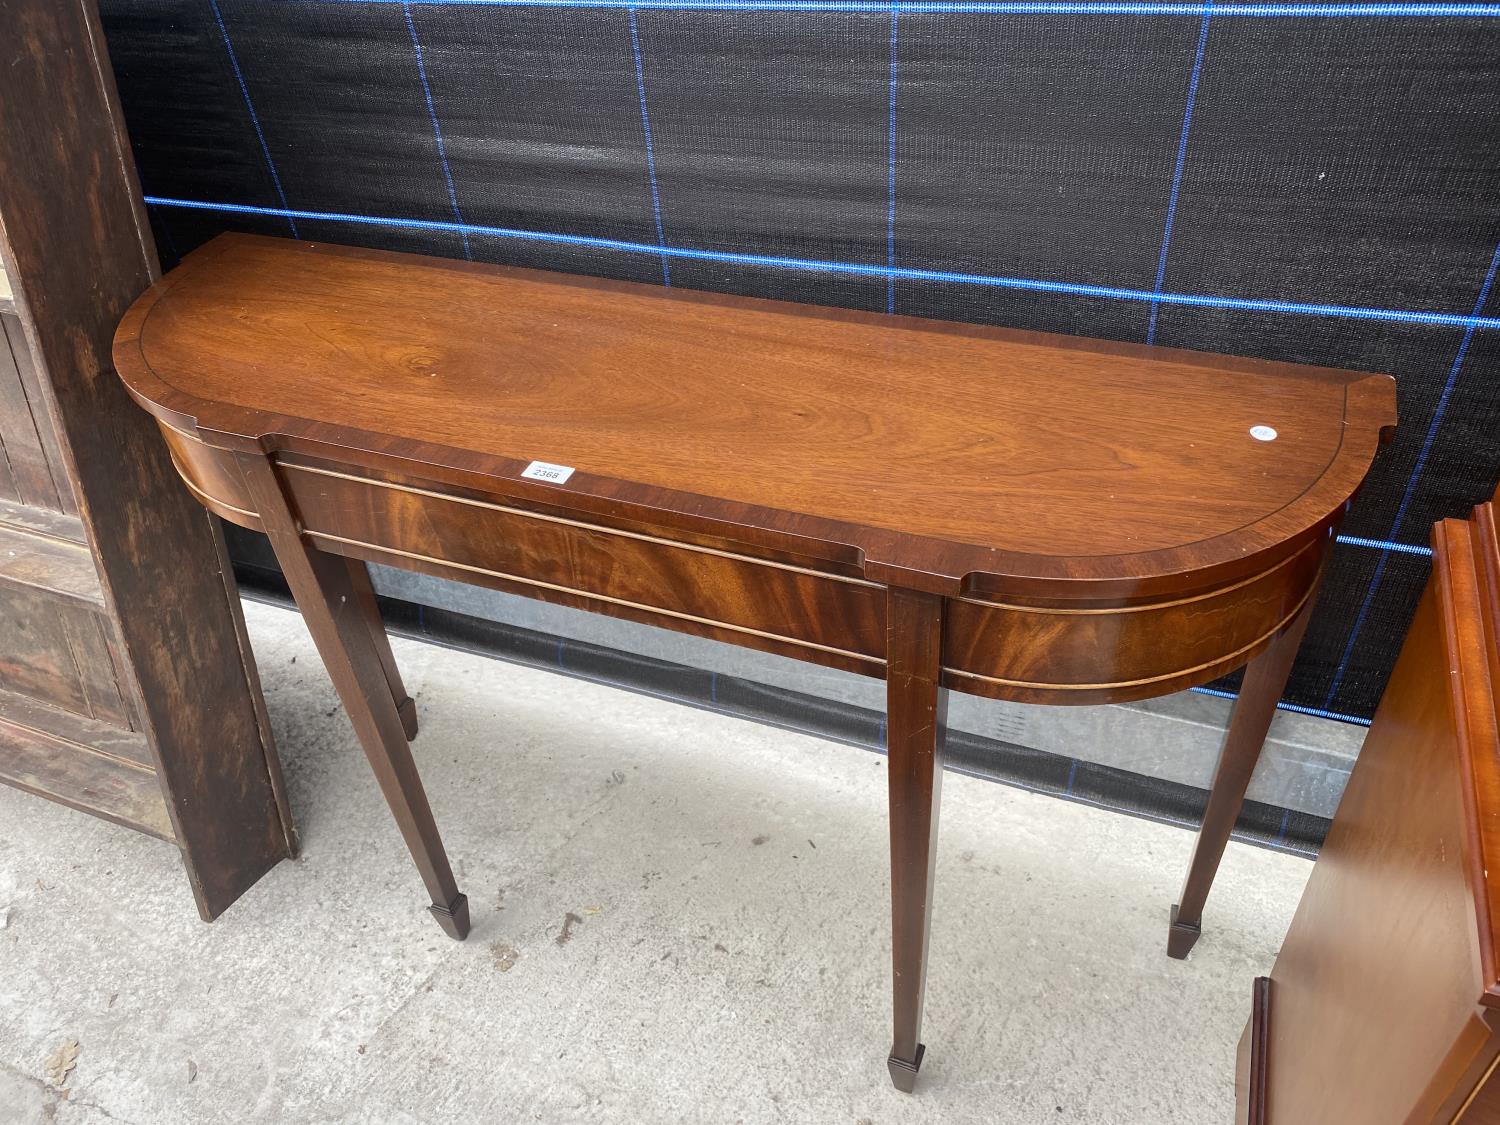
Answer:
[115,233,1394,1092]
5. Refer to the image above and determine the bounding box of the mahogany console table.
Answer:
[113,234,1394,1091]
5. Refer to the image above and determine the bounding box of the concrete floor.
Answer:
[0,600,1311,1124]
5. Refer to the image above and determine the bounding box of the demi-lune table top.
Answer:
[113,234,1395,597]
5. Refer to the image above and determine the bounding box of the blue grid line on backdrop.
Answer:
[1333,535,1431,557]
[1190,686,1373,726]
[402,0,473,258]
[1146,0,1212,345]
[627,5,673,285]
[141,197,1500,333]
[112,0,1500,727]
[207,0,297,236]
[1322,237,1500,707]
[258,0,1500,14]
[885,3,899,312]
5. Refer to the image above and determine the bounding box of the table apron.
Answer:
[161,422,1327,707]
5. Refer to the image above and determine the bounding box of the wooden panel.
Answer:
[0,0,291,918]
[76,613,136,730]
[0,515,103,604]
[0,583,130,724]
[0,686,169,839]
[944,537,1324,705]
[0,312,65,511]
[1256,521,1496,1123]
[0,283,15,501]
[0,407,18,502]
[0,682,151,769]
[0,588,92,713]
[0,495,86,544]
[2,315,77,516]
[282,457,890,670]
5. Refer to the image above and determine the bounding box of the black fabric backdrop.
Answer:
[96,0,1500,724]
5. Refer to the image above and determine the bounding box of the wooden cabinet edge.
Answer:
[1239,494,1500,1125]
[1236,977,1270,1125]
[1434,515,1500,1011]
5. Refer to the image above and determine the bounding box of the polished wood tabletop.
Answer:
[118,234,1393,596]
[114,233,1395,1093]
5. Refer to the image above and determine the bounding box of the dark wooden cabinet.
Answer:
[1237,487,1500,1124]
[0,278,159,831]
[0,307,78,516]
[0,0,292,918]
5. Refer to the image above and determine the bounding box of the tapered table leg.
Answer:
[885,587,948,1093]
[238,454,469,939]
[1168,590,1318,959]
[342,556,419,740]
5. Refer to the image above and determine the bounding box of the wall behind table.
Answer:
[98,0,1500,726]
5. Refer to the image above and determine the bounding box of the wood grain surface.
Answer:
[1243,489,1500,1123]
[114,234,1395,598]
[0,0,292,918]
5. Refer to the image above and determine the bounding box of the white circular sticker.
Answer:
[1250,425,1278,442]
